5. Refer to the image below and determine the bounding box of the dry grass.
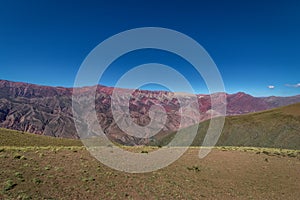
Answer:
[0,128,82,147]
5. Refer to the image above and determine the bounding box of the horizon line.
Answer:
[0,78,299,98]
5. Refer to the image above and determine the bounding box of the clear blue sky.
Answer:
[0,0,299,96]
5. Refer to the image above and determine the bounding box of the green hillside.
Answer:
[0,128,82,147]
[154,103,300,150]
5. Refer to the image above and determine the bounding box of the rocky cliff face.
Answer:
[1,79,300,145]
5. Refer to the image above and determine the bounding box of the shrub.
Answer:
[287,153,296,158]
[13,154,22,159]
[32,178,42,184]
[14,172,23,178]
[262,151,269,155]
[17,193,32,200]
[187,166,201,172]
[3,180,17,191]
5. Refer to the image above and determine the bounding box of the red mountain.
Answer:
[0,79,299,145]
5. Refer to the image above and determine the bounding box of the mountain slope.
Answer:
[0,128,82,147]
[154,103,300,149]
[1,79,300,145]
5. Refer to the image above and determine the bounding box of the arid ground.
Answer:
[1,146,299,200]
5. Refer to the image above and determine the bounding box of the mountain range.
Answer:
[1,79,300,145]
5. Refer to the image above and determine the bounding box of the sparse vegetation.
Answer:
[187,166,201,172]
[3,180,17,191]
[0,128,82,147]
[0,105,299,199]
[13,153,22,159]
[32,178,42,184]
[0,145,299,199]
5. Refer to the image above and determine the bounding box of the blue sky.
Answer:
[0,0,299,96]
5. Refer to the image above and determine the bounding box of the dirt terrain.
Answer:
[1,146,299,200]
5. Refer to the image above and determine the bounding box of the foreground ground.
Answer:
[0,146,299,200]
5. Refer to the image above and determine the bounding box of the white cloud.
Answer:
[268,85,275,89]
[285,83,300,88]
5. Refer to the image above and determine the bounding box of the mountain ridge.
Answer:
[1,79,300,145]
[2,79,299,98]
